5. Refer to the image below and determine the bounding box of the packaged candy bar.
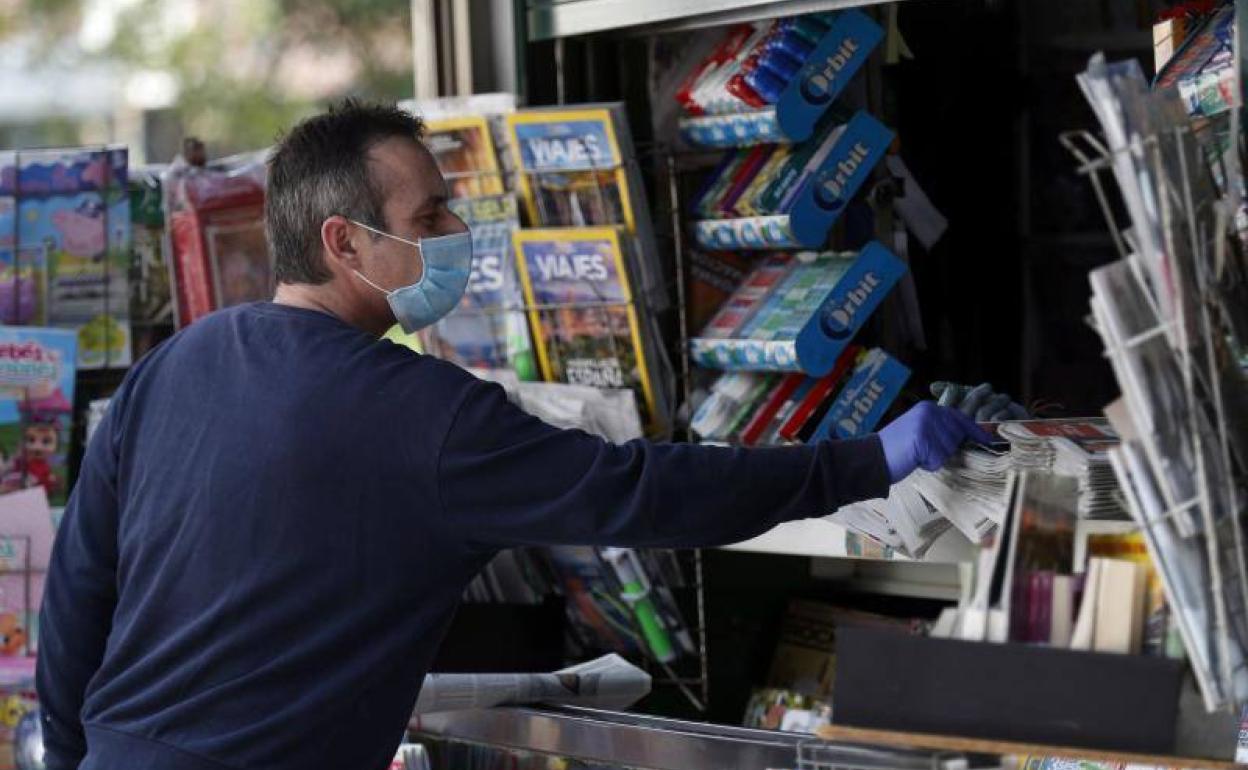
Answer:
[693,24,772,115]
[676,24,756,116]
[736,146,791,217]
[693,150,748,219]
[717,146,775,217]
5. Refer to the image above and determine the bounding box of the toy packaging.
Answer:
[163,151,270,328]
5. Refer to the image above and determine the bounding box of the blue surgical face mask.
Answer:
[348,219,473,333]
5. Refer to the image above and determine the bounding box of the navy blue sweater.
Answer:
[37,302,889,770]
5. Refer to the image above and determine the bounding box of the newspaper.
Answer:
[1089,258,1202,535]
[390,743,430,770]
[828,419,1125,557]
[827,481,950,559]
[412,653,651,714]
[1076,53,1248,711]
[999,420,1124,517]
[471,368,645,443]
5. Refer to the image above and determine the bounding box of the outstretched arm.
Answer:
[436,381,892,549]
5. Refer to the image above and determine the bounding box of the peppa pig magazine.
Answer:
[0,327,77,508]
[0,198,48,329]
[0,147,132,369]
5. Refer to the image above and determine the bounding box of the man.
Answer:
[37,101,988,770]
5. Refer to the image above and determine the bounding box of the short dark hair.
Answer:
[266,99,425,285]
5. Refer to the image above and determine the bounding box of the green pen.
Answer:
[599,547,676,663]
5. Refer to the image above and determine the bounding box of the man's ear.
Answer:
[321,215,364,272]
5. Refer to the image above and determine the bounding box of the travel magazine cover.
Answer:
[506,106,636,229]
[424,116,506,199]
[512,227,662,431]
[420,194,537,379]
[506,105,667,310]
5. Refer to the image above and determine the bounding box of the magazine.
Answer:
[508,107,633,228]
[0,328,77,507]
[512,227,663,432]
[0,535,33,657]
[1154,4,1235,119]
[546,546,641,658]
[424,116,506,199]
[1088,259,1199,535]
[0,148,132,369]
[0,487,54,655]
[129,166,172,328]
[420,195,536,378]
[0,245,48,328]
[505,104,666,309]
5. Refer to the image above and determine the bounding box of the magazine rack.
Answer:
[446,160,679,440]
[629,548,710,713]
[1059,120,1248,713]
[439,154,713,710]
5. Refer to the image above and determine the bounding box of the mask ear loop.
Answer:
[347,218,425,251]
[352,269,391,296]
[345,218,427,296]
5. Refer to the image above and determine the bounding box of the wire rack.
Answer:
[1059,91,1248,711]
[429,148,709,711]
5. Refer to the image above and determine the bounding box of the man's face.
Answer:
[350,137,466,326]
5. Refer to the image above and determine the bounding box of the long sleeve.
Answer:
[37,405,121,770]
[437,381,890,550]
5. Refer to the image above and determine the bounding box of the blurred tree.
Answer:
[3,0,413,155]
[0,0,80,40]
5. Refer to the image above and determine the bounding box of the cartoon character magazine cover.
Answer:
[0,147,132,370]
[0,328,77,508]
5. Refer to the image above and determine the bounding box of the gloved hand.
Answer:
[930,381,1029,422]
[878,401,995,483]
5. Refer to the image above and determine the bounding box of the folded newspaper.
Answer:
[827,419,1124,558]
[412,653,651,714]
[469,368,644,443]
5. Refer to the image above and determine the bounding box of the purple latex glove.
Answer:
[878,401,995,483]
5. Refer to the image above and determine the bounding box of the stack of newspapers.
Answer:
[998,421,1123,518]
[827,418,1123,558]
[1077,54,1248,712]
